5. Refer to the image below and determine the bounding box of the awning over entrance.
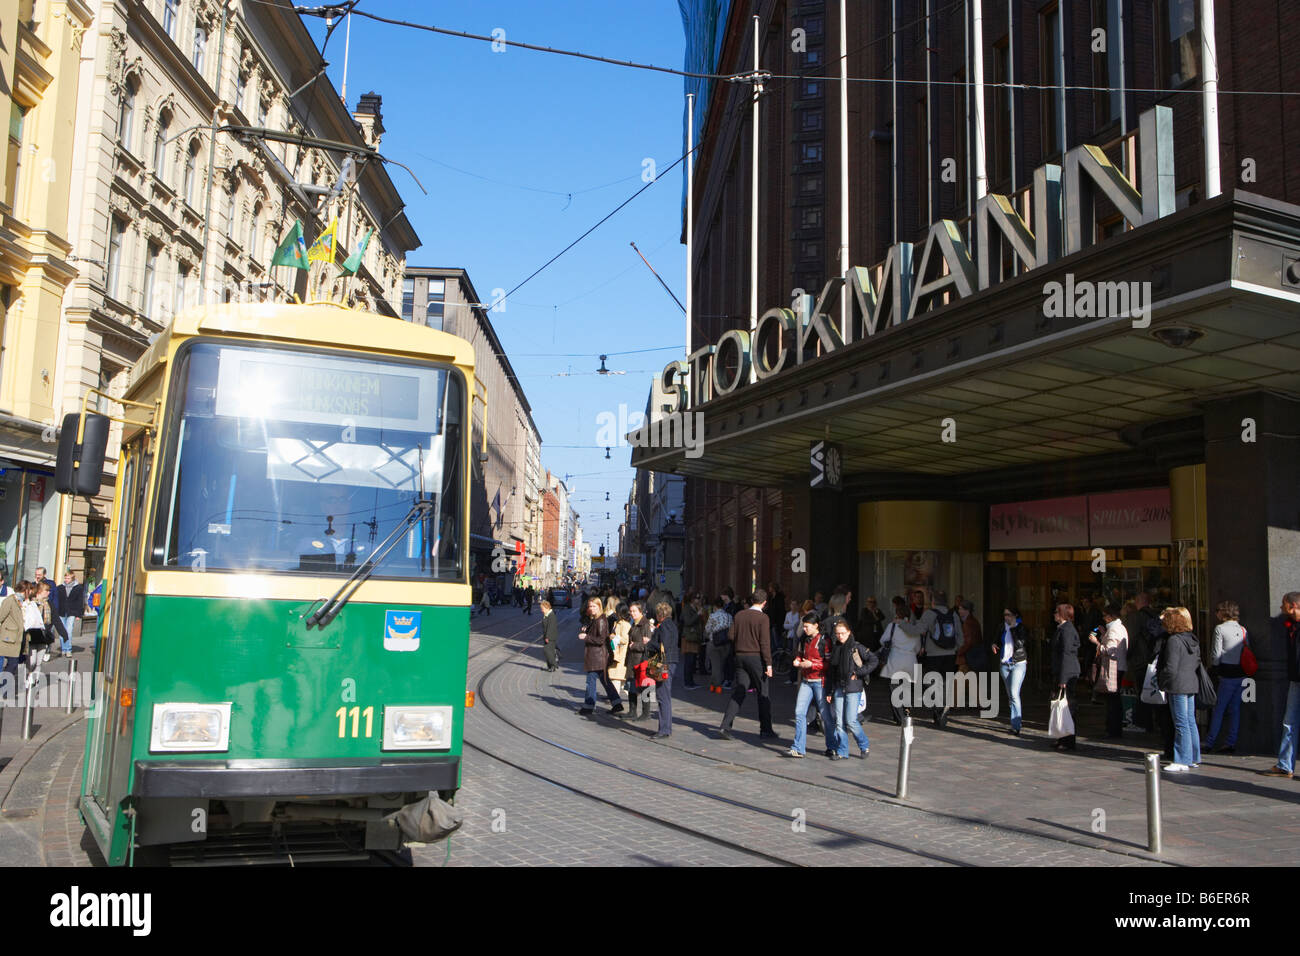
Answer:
[632,192,1300,489]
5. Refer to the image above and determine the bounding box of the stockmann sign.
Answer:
[657,105,1175,416]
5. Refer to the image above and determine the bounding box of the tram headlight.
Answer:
[382,706,452,751]
[150,703,232,752]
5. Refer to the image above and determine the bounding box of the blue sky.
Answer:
[308,1,689,557]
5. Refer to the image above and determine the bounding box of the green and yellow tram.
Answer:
[57,301,478,865]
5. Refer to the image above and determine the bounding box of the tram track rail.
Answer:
[463,621,978,867]
[461,616,1168,867]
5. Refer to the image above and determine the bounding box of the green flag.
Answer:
[340,227,374,275]
[271,219,308,269]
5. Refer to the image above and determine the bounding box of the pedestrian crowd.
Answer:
[0,568,87,677]
[538,577,1300,779]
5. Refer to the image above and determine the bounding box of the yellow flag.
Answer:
[307,218,338,263]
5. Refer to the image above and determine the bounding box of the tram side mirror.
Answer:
[54,412,110,496]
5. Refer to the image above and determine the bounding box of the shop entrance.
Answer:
[985,547,1174,685]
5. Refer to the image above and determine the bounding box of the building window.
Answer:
[1099,214,1125,240]
[175,264,189,315]
[193,27,206,74]
[953,69,967,209]
[162,0,178,37]
[1157,0,1198,88]
[257,98,268,127]
[234,72,247,112]
[1040,9,1062,157]
[183,142,198,205]
[992,37,1011,181]
[143,242,159,316]
[800,240,820,260]
[803,16,824,36]
[118,78,136,153]
[225,193,236,237]
[1093,0,1122,124]
[915,98,929,220]
[6,102,25,210]
[426,277,445,331]
[802,79,821,98]
[248,202,260,259]
[800,206,822,228]
[804,49,822,67]
[401,278,414,320]
[799,142,822,163]
[801,109,823,132]
[800,175,822,195]
[107,216,126,301]
[152,110,170,177]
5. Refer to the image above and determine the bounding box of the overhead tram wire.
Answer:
[265,0,1300,100]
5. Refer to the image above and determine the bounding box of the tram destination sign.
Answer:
[655,105,1176,416]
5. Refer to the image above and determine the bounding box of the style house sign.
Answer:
[655,106,1175,416]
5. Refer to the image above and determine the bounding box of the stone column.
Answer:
[1204,392,1300,755]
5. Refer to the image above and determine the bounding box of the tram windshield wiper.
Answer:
[305,498,435,630]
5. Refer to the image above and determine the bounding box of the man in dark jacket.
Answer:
[1264,592,1300,777]
[540,599,559,671]
[1050,603,1081,751]
[649,602,679,738]
[859,596,886,650]
[56,571,85,656]
[718,588,776,740]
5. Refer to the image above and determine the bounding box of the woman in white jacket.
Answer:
[880,600,923,724]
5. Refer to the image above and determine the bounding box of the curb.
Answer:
[0,710,85,815]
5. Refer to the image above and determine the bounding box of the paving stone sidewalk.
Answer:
[470,621,1300,866]
[461,622,1157,866]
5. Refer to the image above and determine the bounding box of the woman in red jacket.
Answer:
[787,613,835,758]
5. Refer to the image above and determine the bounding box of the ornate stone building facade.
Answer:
[57,0,420,581]
[0,0,95,584]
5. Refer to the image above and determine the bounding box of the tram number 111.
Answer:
[336,705,374,738]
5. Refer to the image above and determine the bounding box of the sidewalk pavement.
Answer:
[0,622,99,867]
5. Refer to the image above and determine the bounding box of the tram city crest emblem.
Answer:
[384,610,422,652]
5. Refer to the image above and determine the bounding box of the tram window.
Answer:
[149,341,465,581]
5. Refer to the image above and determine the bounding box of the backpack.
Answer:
[933,608,959,650]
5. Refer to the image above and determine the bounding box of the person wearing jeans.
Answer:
[1206,601,1247,754]
[649,603,679,738]
[1169,691,1201,769]
[993,608,1029,735]
[578,598,623,716]
[1157,606,1202,772]
[788,614,834,757]
[825,618,871,759]
[1264,593,1300,777]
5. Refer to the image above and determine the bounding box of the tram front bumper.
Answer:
[132,757,460,798]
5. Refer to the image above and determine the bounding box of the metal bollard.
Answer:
[21,664,34,741]
[1144,752,1163,854]
[896,714,914,799]
[66,658,77,715]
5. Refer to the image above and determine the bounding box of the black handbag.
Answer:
[1195,661,1218,708]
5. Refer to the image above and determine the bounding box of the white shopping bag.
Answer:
[1048,692,1075,739]
[1139,661,1167,706]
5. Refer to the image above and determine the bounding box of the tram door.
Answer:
[87,435,151,810]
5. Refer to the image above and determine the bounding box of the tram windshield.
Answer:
[149,341,465,581]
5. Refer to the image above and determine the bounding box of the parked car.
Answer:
[549,587,572,608]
